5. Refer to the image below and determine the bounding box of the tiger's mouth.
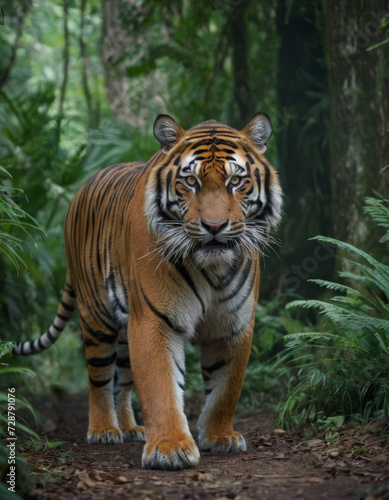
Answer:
[198,238,233,254]
[203,239,228,250]
[191,237,237,267]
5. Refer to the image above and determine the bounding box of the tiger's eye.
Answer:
[230,176,241,186]
[186,176,197,186]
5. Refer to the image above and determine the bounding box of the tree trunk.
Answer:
[228,0,253,127]
[100,0,143,126]
[325,0,389,254]
[268,0,333,299]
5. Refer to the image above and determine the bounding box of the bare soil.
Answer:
[21,393,389,499]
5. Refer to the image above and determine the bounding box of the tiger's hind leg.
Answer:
[114,333,145,442]
[79,309,122,445]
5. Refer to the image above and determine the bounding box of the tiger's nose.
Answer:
[201,219,228,235]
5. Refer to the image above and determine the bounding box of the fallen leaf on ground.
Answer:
[74,470,97,488]
[271,429,289,438]
[112,476,131,483]
[306,439,324,449]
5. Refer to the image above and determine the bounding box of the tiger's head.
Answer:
[145,114,282,268]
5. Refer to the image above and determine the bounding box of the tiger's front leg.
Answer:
[129,314,200,470]
[198,331,252,453]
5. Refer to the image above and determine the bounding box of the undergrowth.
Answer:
[275,196,389,428]
[0,342,38,498]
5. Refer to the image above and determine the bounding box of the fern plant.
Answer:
[276,196,389,427]
[0,167,44,271]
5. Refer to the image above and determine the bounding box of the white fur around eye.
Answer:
[228,161,246,176]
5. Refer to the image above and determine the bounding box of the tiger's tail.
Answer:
[12,275,76,356]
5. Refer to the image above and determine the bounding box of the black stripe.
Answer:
[205,388,213,396]
[173,358,185,377]
[87,330,116,344]
[92,308,118,335]
[46,330,56,344]
[87,353,117,367]
[116,357,131,368]
[166,169,173,193]
[202,359,229,373]
[220,259,252,303]
[84,337,97,347]
[231,263,257,313]
[140,282,184,334]
[258,163,273,220]
[52,323,62,332]
[29,341,36,354]
[38,338,45,351]
[254,169,262,198]
[61,300,74,312]
[57,313,69,321]
[178,382,185,391]
[89,376,111,388]
[192,148,210,155]
[108,274,128,314]
[231,322,248,338]
[246,153,254,164]
[118,266,129,307]
[156,166,164,217]
[80,315,117,344]
[201,256,243,291]
[173,262,205,314]
[118,381,134,387]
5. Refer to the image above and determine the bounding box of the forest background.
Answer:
[1,0,389,442]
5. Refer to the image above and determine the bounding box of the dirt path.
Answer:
[22,394,389,499]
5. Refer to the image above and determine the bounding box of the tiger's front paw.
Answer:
[142,435,200,470]
[87,427,123,445]
[198,430,246,453]
[122,426,145,442]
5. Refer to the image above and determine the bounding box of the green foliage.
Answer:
[363,196,389,244]
[0,167,44,271]
[0,343,38,497]
[240,295,312,410]
[0,87,68,339]
[276,196,389,427]
[113,1,279,137]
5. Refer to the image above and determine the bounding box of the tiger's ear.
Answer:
[242,112,273,154]
[154,115,184,152]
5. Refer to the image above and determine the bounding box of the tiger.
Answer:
[13,113,282,470]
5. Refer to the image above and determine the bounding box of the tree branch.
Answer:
[0,1,29,90]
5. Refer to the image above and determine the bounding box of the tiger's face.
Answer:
[145,114,282,268]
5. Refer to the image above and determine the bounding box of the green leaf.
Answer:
[367,38,389,51]
[0,341,14,358]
